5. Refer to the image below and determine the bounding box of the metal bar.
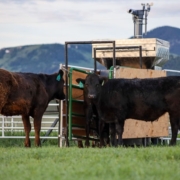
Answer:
[65,42,69,146]
[11,116,13,132]
[65,41,116,45]
[0,115,60,119]
[109,66,114,79]
[62,64,109,73]
[73,135,99,141]
[113,41,116,78]
[64,40,116,145]
[2,117,4,137]
[164,69,180,73]
[68,67,88,141]
[0,136,60,139]
[62,64,101,72]
[68,67,89,74]
[0,116,60,119]
[139,46,142,68]
[60,100,63,147]
[0,125,59,129]
[58,99,61,147]
[46,103,59,106]
[0,136,83,140]
[68,67,73,141]
[94,48,97,73]
[58,64,63,147]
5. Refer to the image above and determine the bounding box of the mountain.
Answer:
[144,26,180,55]
[1,26,180,74]
[0,43,105,74]
[140,26,180,75]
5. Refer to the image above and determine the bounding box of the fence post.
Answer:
[2,117,4,137]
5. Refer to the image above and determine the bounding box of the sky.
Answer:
[0,0,180,49]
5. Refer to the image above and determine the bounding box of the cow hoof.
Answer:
[169,143,176,146]
[24,144,31,148]
[85,141,90,147]
[24,140,31,147]
[78,141,84,148]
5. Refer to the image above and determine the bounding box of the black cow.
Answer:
[0,68,65,147]
[76,73,110,147]
[81,73,180,146]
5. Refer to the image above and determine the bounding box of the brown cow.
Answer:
[0,68,65,147]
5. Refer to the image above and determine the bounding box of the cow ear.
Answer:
[59,70,64,77]
[76,78,85,88]
[76,78,85,84]
[99,76,108,85]
[56,70,64,81]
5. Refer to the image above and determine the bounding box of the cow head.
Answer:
[76,73,108,99]
[55,69,65,100]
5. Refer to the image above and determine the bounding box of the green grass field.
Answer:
[0,138,180,180]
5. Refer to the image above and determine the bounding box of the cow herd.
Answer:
[1,68,180,147]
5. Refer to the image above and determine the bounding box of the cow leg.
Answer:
[169,116,179,146]
[85,120,91,147]
[77,140,83,148]
[33,116,42,147]
[99,120,105,147]
[109,123,116,147]
[85,107,93,147]
[116,121,125,146]
[102,123,110,147]
[22,115,31,147]
[95,116,99,134]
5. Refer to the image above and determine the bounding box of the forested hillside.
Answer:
[144,26,180,55]
[0,44,102,73]
[1,26,180,73]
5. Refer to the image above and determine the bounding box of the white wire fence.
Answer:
[1,68,180,145]
[0,102,60,140]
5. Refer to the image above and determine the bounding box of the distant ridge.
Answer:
[0,43,104,73]
[1,26,180,73]
[144,26,180,55]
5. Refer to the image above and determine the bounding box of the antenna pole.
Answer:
[128,3,153,38]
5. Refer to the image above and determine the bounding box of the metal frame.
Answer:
[68,67,88,141]
[64,41,115,146]
[63,42,144,146]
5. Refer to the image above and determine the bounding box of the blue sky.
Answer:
[0,0,180,49]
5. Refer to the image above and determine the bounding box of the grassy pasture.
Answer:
[0,142,180,180]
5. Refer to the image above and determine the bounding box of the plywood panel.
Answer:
[62,101,84,114]
[115,67,169,139]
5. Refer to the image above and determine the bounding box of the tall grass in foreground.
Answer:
[0,145,180,180]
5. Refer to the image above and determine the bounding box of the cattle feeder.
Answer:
[92,38,169,70]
